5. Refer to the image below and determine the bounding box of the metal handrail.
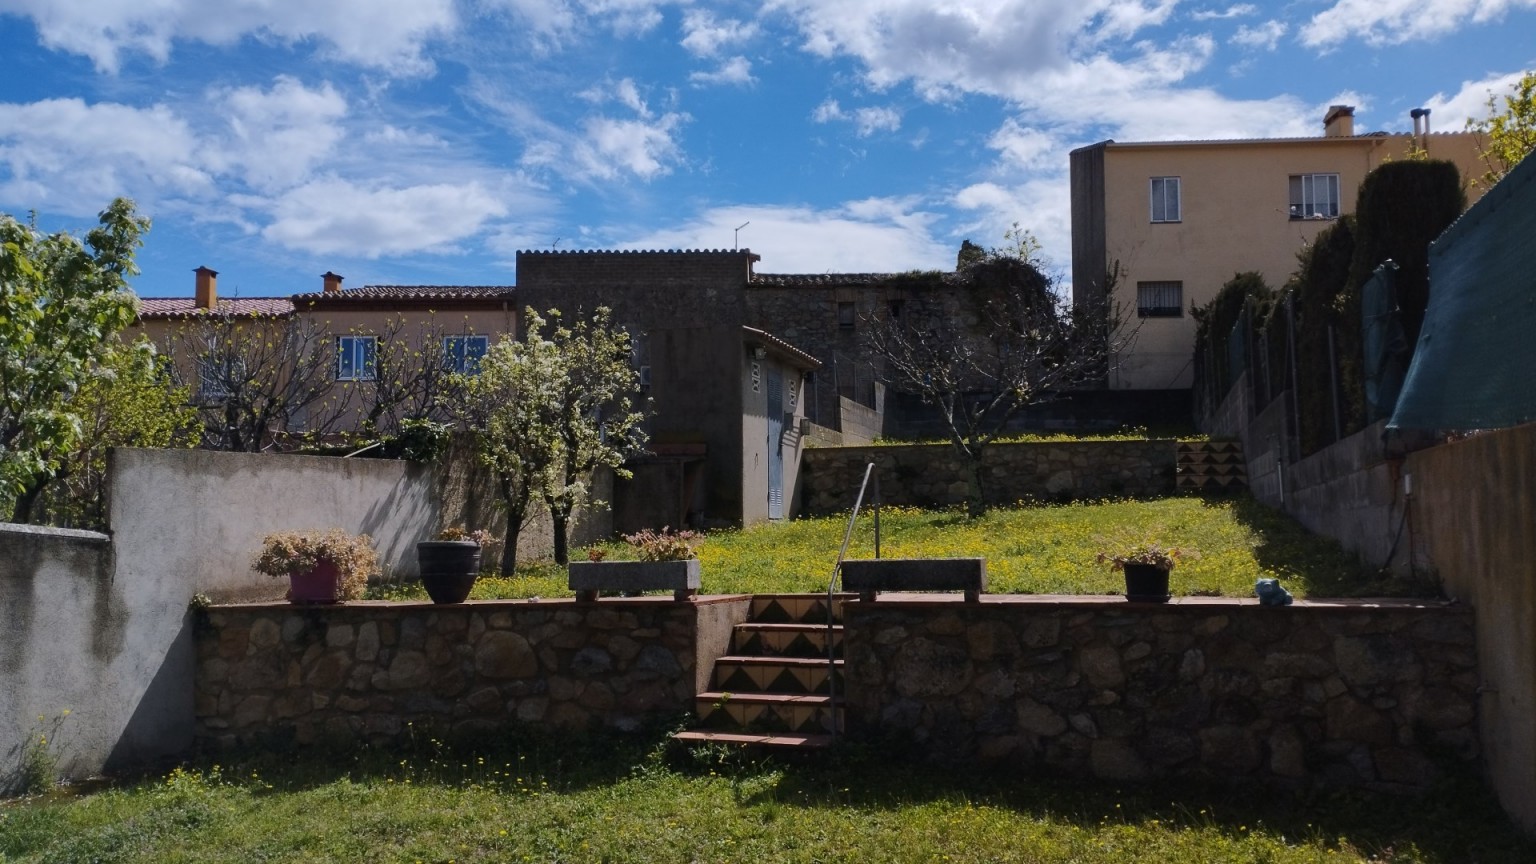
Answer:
[825,462,879,742]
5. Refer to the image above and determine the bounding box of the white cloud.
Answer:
[1423,69,1532,129]
[812,99,845,123]
[1300,0,1536,48]
[205,76,348,193]
[253,177,509,257]
[987,120,1062,172]
[690,56,756,87]
[810,99,902,136]
[0,0,454,74]
[0,98,211,213]
[486,0,670,47]
[579,113,689,179]
[1232,19,1287,50]
[619,200,952,272]
[1190,4,1255,20]
[768,0,1195,102]
[680,10,758,56]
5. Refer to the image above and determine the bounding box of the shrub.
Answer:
[622,527,703,562]
[252,529,380,601]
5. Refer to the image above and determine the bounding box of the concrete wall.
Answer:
[0,525,117,791]
[838,396,882,445]
[0,444,614,788]
[801,440,1178,514]
[1405,424,1536,832]
[195,597,751,748]
[844,597,1478,790]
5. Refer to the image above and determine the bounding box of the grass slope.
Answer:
[2,730,1529,863]
[378,496,1403,602]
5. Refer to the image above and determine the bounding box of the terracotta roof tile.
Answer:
[291,285,516,303]
[136,297,294,318]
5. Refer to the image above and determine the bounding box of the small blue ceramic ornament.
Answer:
[1255,578,1294,606]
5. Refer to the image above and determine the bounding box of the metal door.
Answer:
[767,365,784,519]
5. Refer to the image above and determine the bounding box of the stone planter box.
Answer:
[840,557,986,602]
[568,559,701,602]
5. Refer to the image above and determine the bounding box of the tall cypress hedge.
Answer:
[1348,160,1466,345]
[1292,217,1357,455]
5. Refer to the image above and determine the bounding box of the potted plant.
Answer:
[1096,540,1193,603]
[567,527,703,601]
[417,526,490,604]
[253,529,381,604]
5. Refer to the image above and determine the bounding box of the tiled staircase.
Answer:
[1176,440,1248,493]
[673,594,847,749]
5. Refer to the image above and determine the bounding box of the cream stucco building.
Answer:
[1070,106,1487,391]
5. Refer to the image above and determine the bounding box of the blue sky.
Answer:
[1,1,1532,298]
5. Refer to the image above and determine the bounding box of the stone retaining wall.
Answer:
[801,441,1177,514]
[842,598,1478,790]
[195,597,749,748]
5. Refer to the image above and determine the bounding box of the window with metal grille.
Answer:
[1150,176,1181,222]
[1289,173,1340,219]
[1137,281,1183,317]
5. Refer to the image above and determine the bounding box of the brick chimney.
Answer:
[194,266,218,309]
[1323,105,1354,138]
[322,271,344,293]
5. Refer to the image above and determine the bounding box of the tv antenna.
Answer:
[734,221,750,251]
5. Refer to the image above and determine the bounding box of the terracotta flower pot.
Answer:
[288,559,343,604]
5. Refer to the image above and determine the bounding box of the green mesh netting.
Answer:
[1389,152,1536,432]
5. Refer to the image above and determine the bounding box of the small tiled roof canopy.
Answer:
[742,326,821,370]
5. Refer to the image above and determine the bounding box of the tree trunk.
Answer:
[963,454,987,519]
[551,508,570,566]
[498,480,528,576]
[10,475,50,524]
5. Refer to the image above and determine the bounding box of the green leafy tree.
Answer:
[1469,70,1536,185]
[1,198,147,522]
[532,307,648,565]
[27,340,199,528]
[452,323,563,575]
[866,234,1125,517]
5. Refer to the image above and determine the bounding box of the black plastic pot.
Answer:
[1122,563,1171,603]
[417,540,482,604]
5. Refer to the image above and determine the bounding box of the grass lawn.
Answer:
[376,495,1406,602]
[3,729,1530,863]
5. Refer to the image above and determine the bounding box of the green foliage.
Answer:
[1469,70,1536,185]
[1286,217,1360,455]
[452,307,646,572]
[378,497,1376,600]
[530,307,649,565]
[1348,160,1466,346]
[0,198,147,522]
[3,729,1530,862]
[26,340,198,528]
[1191,271,1271,400]
[8,710,71,796]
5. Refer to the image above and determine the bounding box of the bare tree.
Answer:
[166,310,343,452]
[338,314,462,438]
[864,253,1126,517]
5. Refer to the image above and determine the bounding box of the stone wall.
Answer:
[801,440,1177,513]
[195,597,750,748]
[842,597,1478,790]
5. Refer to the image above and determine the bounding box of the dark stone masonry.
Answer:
[841,597,1479,790]
[801,440,1179,513]
[195,597,748,748]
